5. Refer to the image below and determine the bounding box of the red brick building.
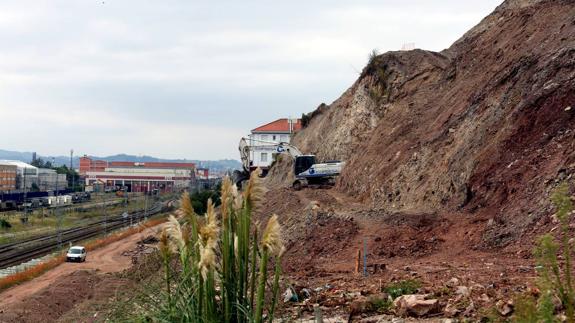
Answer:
[81,156,202,193]
[79,156,196,175]
[0,163,17,192]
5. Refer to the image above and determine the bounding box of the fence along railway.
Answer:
[0,201,168,270]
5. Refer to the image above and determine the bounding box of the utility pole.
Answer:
[22,166,27,224]
[102,189,107,235]
[70,149,74,191]
[54,158,62,249]
[145,189,149,222]
[126,190,131,226]
[56,171,62,250]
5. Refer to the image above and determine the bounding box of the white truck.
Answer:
[235,137,344,190]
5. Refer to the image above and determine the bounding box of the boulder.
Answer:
[445,277,460,288]
[393,294,439,317]
[455,286,470,298]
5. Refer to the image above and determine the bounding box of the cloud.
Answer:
[0,0,502,159]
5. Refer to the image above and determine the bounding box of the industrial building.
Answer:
[81,156,208,193]
[37,168,68,191]
[0,160,38,191]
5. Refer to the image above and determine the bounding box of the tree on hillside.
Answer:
[53,165,81,191]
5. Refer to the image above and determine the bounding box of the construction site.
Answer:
[0,0,574,322]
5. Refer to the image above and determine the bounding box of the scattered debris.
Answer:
[283,287,299,303]
[443,301,459,317]
[495,299,514,316]
[139,235,159,244]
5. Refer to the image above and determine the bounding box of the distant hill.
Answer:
[0,149,241,173]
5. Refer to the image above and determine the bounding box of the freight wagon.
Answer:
[0,189,75,211]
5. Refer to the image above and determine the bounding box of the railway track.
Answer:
[0,202,169,270]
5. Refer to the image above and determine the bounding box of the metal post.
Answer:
[102,191,107,235]
[70,149,73,190]
[22,168,27,223]
[144,191,148,221]
[127,191,131,226]
[363,237,367,277]
[54,158,62,249]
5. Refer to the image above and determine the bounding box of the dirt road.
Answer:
[0,223,163,309]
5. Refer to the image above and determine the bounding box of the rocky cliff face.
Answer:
[286,0,575,246]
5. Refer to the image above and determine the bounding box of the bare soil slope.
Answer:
[287,0,575,247]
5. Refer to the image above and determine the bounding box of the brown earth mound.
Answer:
[368,212,451,258]
[283,212,359,277]
[0,270,106,323]
[284,0,575,247]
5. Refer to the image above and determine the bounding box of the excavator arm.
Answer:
[237,136,344,191]
[239,137,303,161]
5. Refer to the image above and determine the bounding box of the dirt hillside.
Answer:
[278,0,575,248]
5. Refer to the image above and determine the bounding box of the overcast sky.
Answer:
[0,0,502,160]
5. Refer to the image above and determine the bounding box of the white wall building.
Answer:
[37,168,68,191]
[247,118,301,171]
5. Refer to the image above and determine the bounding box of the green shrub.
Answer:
[384,279,421,299]
[0,219,11,229]
[188,187,221,214]
[512,294,538,323]
[368,48,379,65]
[368,295,392,312]
[513,182,574,322]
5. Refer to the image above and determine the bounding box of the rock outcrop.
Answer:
[282,0,575,246]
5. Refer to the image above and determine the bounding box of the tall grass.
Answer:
[147,171,284,322]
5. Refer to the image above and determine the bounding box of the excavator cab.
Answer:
[294,155,316,176]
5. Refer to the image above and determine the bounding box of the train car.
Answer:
[71,192,91,203]
[0,200,17,211]
[0,189,76,211]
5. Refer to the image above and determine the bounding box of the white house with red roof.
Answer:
[247,118,301,170]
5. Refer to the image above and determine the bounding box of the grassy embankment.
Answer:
[0,196,148,244]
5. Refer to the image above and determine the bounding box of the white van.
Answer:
[66,246,87,262]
